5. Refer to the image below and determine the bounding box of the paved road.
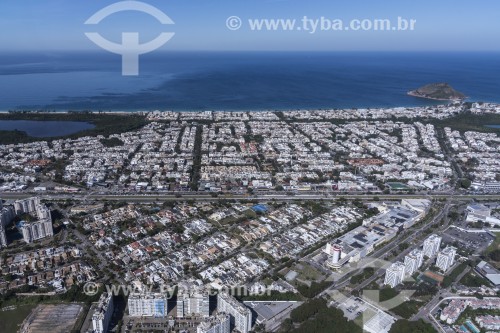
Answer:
[2,192,500,202]
[71,227,126,284]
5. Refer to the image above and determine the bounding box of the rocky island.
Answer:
[407,82,467,101]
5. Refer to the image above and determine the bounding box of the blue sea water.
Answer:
[0,51,499,111]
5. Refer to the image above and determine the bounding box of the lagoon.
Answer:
[0,120,95,137]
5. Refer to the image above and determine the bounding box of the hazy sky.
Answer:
[1,0,499,51]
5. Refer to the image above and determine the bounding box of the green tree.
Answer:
[460,178,472,189]
[389,319,436,333]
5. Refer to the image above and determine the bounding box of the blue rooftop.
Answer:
[252,204,268,213]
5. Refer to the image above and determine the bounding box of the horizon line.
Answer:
[2,49,500,53]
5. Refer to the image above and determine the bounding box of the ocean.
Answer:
[1,51,499,111]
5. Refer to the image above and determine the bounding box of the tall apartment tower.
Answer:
[14,197,53,244]
[217,293,252,333]
[423,234,442,258]
[383,262,406,288]
[128,293,169,317]
[436,246,457,272]
[177,287,210,318]
[20,219,54,243]
[92,293,114,333]
[0,201,14,248]
[404,249,424,276]
[0,224,7,248]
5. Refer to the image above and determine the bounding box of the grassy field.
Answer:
[459,270,491,287]
[0,304,37,333]
[485,233,500,268]
[295,262,326,282]
[391,300,424,319]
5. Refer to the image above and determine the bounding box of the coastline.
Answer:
[0,103,458,114]
[407,91,467,102]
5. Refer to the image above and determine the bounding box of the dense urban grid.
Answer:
[0,102,500,333]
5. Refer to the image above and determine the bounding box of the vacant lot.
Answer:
[294,262,326,284]
[485,234,500,268]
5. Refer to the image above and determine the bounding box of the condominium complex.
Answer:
[92,293,114,333]
[14,197,41,215]
[14,197,53,244]
[423,234,442,258]
[20,219,54,243]
[197,313,231,333]
[177,287,210,318]
[217,293,252,333]
[436,246,457,272]
[404,249,424,276]
[128,293,169,317]
[384,262,406,288]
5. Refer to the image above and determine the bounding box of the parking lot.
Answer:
[442,227,495,254]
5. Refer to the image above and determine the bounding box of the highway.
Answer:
[2,192,500,203]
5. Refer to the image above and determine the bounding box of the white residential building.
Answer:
[1,206,15,225]
[197,313,231,333]
[465,204,500,227]
[404,249,424,276]
[384,262,406,288]
[217,293,252,333]
[92,293,114,333]
[0,224,6,248]
[423,234,442,258]
[177,288,210,318]
[0,204,14,248]
[14,197,41,215]
[128,293,168,317]
[436,246,457,272]
[20,219,53,243]
[13,197,54,244]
